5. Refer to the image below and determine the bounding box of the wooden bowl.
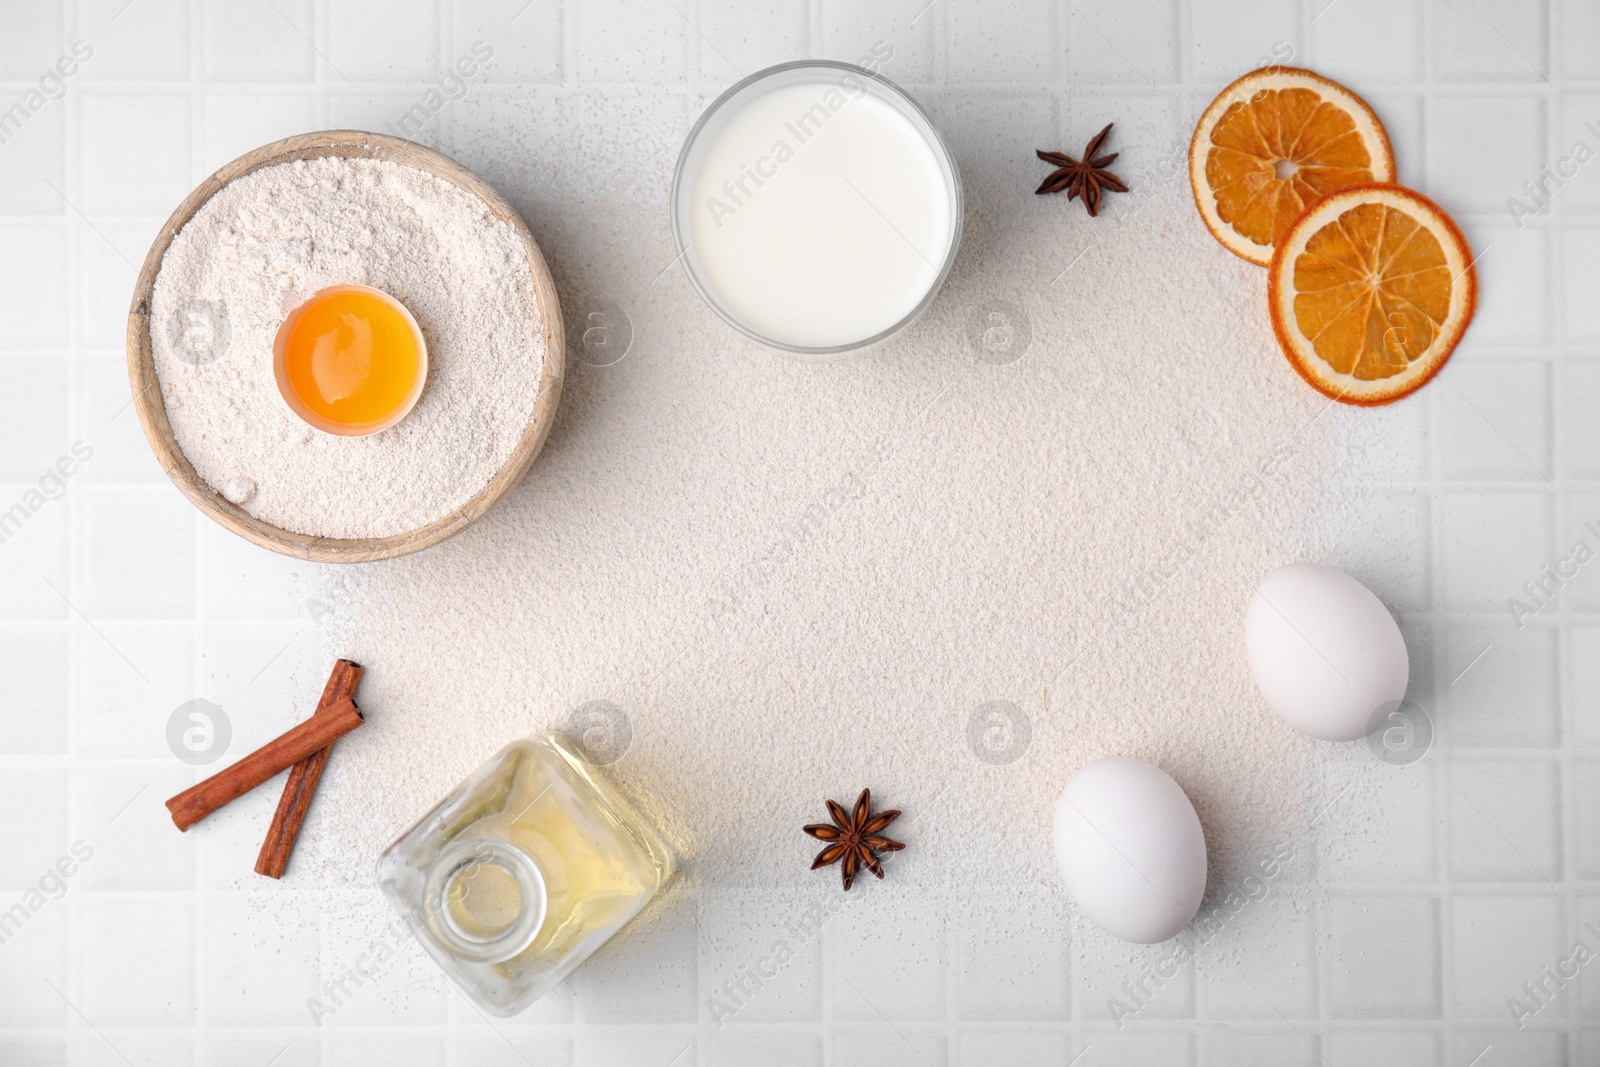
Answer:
[126,130,565,564]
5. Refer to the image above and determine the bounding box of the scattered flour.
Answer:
[295,166,1378,935]
[151,155,545,539]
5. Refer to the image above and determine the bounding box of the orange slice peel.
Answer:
[1268,183,1477,407]
[1190,67,1395,266]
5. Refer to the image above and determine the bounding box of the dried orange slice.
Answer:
[1268,184,1476,406]
[1190,67,1395,266]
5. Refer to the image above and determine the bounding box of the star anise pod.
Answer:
[1035,122,1129,217]
[804,788,905,891]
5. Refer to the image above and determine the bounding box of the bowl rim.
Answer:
[668,59,965,360]
[126,129,565,564]
[271,283,431,438]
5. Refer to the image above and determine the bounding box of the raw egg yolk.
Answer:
[282,289,420,429]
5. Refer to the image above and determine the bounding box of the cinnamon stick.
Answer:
[165,697,363,832]
[254,659,363,879]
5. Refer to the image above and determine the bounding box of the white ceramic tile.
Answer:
[697,888,823,1025]
[1574,628,1600,747]
[576,894,698,1023]
[1580,894,1600,1020]
[953,1031,1068,1067]
[1554,94,1600,215]
[323,1035,446,1066]
[81,1037,193,1067]
[1327,1030,1440,1067]
[0,356,70,481]
[199,93,318,175]
[1324,489,1431,612]
[1559,362,1600,480]
[829,889,946,1022]
[194,622,316,751]
[937,92,1057,237]
[0,1039,66,1067]
[1453,1030,1566,1067]
[80,487,196,619]
[76,620,193,758]
[78,94,192,216]
[1072,919,1196,1021]
[1562,0,1600,79]
[946,0,1059,84]
[1450,893,1565,1017]
[1577,757,1600,880]
[0,4,64,79]
[1197,899,1317,1020]
[77,765,196,892]
[0,104,66,215]
[1448,758,1562,883]
[1064,1033,1192,1067]
[1200,1030,1319,1067]
[202,0,316,82]
[203,892,323,1026]
[826,1032,946,1067]
[576,1034,698,1067]
[817,0,937,85]
[1334,397,1431,483]
[455,1,562,84]
[1326,894,1440,1018]
[318,894,448,1028]
[77,0,191,81]
[953,891,1069,1021]
[0,487,70,619]
[1328,760,1436,882]
[0,219,68,349]
[327,0,440,82]
[1064,0,1179,85]
[1459,226,1548,348]
[1563,226,1600,342]
[693,1,807,82]
[1438,490,1551,612]
[705,1033,823,1067]
[0,767,68,890]
[1436,0,1550,82]
[1312,0,1424,85]
[1430,96,1544,215]
[1440,625,1559,747]
[1188,0,1296,86]
[76,220,151,350]
[1551,489,1600,612]
[201,525,313,620]
[456,1031,574,1067]
[0,623,67,753]
[574,0,687,84]
[80,897,196,1025]
[75,354,168,486]
[326,89,428,137]
[1363,92,1425,188]
[201,1040,320,1067]
[0,905,68,1027]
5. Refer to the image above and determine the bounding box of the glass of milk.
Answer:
[671,60,963,357]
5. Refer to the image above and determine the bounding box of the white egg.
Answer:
[1245,562,1409,742]
[1052,756,1208,944]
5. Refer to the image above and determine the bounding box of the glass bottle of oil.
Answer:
[376,733,676,1016]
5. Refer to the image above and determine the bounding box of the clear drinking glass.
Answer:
[376,734,676,1016]
[670,60,964,358]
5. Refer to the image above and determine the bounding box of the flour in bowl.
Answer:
[150,154,545,539]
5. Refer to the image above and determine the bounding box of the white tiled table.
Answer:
[2,1,1597,1064]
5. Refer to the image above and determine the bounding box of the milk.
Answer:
[677,65,960,353]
